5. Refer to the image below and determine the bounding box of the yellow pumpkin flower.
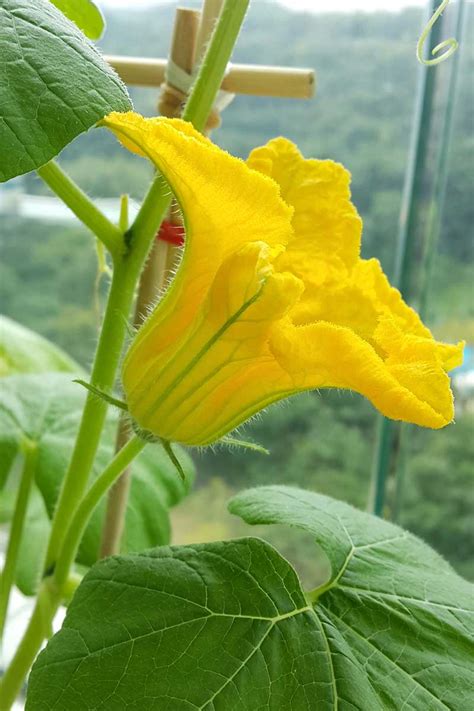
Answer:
[102,111,463,446]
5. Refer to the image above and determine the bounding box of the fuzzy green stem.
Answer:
[182,0,249,131]
[62,573,83,604]
[0,439,145,711]
[43,261,131,570]
[0,580,61,711]
[54,436,145,588]
[44,182,169,574]
[0,440,37,640]
[38,161,122,257]
[44,0,249,567]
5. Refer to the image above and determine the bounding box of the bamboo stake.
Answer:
[195,0,224,64]
[99,8,200,558]
[106,55,315,99]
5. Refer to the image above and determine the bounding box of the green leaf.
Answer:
[0,373,195,591]
[229,486,474,709]
[26,538,325,710]
[27,487,474,709]
[0,316,82,378]
[49,0,105,40]
[0,0,131,183]
[0,374,85,491]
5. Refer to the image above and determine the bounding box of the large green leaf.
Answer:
[26,538,325,710]
[0,0,131,182]
[0,315,81,377]
[26,487,474,709]
[0,373,195,593]
[0,373,86,490]
[230,486,474,709]
[50,0,105,40]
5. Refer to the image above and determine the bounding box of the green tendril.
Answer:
[417,0,459,66]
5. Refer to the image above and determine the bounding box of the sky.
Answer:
[100,0,427,12]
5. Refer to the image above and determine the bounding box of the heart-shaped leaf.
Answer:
[50,0,105,40]
[0,316,81,378]
[0,0,131,182]
[0,373,195,593]
[26,538,324,710]
[25,487,473,709]
[229,486,474,709]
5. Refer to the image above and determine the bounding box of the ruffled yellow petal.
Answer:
[102,112,293,374]
[268,320,455,429]
[125,238,303,444]
[353,259,431,339]
[102,113,462,443]
[247,137,362,287]
[247,136,463,429]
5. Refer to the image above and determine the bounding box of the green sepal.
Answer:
[73,379,128,411]
[219,435,270,455]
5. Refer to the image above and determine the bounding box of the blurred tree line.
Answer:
[1,2,472,577]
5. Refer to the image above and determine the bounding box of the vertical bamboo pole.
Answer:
[100,8,200,558]
[195,0,224,65]
[368,0,447,517]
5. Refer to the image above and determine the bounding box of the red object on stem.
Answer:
[157,220,185,246]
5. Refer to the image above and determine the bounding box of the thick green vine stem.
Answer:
[54,436,146,588]
[0,579,61,711]
[0,438,145,711]
[182,0,250,131]
[43,184,171,574]
[44,0,250,584]
[0,439,37,640]
[37,160,123,257]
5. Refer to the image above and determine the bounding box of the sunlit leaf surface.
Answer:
[0,0,130,182]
